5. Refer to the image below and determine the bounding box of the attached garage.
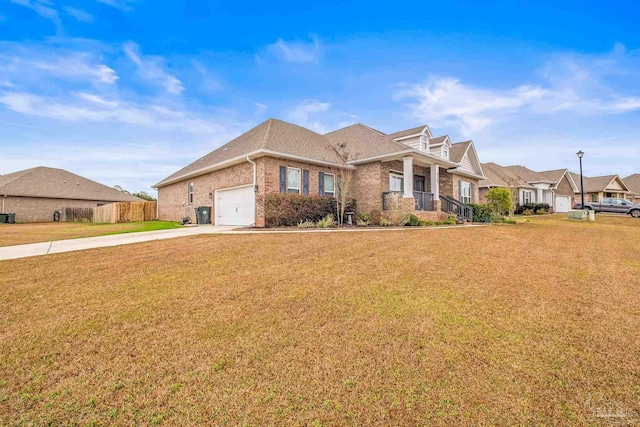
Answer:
[215,185,255,226]
[555,195,571,213]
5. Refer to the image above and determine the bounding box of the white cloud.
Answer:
[123,42,184,95]
[64,7,94,23]
[0,43,118,85]
[266,36,322,64]
[396,46,640,137]
[254,102,268,115]
[193,61,223,93]
[285,100,332,133]
[10,0,62,33]
[95,0,135,11]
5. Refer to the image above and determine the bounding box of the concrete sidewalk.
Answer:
[0,226,236,261]
[0,224,486,261]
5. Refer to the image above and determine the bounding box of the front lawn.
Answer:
[0,221,182,247]
[0,215,638,425]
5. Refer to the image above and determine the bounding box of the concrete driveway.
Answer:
[0,225,237,261]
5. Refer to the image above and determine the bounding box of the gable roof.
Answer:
[388,125,431,140]
[539,168,579,192]
[0,167,141,202]
[449,141,471,163]
[503,165,554,184]
[156,118,346,187]
[623,174,640,195]
[570,173,630,193]
[480,163,549,188]
[324,123,413,161]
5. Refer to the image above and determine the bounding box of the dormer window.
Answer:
[442,145,449,159]
[421,135,428,151]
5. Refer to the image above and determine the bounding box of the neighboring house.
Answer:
[479,163,564,211]
[569,173,632,204]
[537,169,579,213]
[0,167,141,223]
[154,119,485,226]
[622,174,640,205]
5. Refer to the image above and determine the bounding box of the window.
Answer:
[324,173,335,197]
[592,194,599,202]
[442,145,449,159]
[188,183,194,204]
[523,190,533,204]
[287,167,301,193]
[460,181,471,204]
[420,135,428,151]
[389,173,403,192]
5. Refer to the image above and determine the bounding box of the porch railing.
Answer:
[382,191,435,211]
[440,195,473,222]
[414,191,434,211]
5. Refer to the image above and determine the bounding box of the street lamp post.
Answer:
[577,151,585,209]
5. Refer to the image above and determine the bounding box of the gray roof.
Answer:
[450,141,471,163]
[324,124,412,161]
[387,125,427,139]
[429,135,448,145]
[0,167,141,202]
[479,163,546,188]
[538,169,567,183]
[156,118,346,187]
[623,174,640,195]
[570,173,630,193]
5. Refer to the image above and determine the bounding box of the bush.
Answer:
[486,188,511,217]
[405,214,420,227]
[468,203,492,222]
[534,209,547,215]
[357,212,370,226]
[419,220,435,226]
[297,219,315,228]
[260,193,355,227]
[522,209,534,216]
[379,218,391,226]
[443,214,457,225]
[515,203,550,215]
[369,209,381,226]
[317,214,335,228]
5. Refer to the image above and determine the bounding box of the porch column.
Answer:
[430,166,440,199]
[536,188,543,203]
[403,156,414,198]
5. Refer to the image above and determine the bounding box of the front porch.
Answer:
[380,155,444,212]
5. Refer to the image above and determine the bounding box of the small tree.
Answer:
[325,143,358,225]
[132,191,157,201]
[486,187,511,220]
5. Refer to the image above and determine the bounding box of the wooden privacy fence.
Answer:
[62,202,157,223]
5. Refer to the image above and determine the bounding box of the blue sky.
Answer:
[1,0,639,193]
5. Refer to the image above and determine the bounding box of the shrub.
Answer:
[468,203,492,222]
[261,193,346,227]
[443,214,457,225]
[522,209,534,216]
[297,219,315,228]
[515,203,550,215]
[405,214,420,227]
[486,188,512,217]
[369,209,381,226]
[379,218,391,226]
[419,220,435,226]
[356,219,369,226]
[317,214,335,228]
[535,209,547,215]
[358,212,370,222]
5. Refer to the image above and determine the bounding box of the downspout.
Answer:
[246,156,257,226]
[156,191,159,220]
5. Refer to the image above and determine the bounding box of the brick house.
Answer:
[569,173,632,204]
[0,166,141,223]
[154,119,485,226]
[622,174,640,205]
[479,164,578,213]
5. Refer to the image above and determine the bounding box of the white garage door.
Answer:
[555,196,571,213]
[216,186,255,226]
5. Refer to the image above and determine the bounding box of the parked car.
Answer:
[574,198,640,217]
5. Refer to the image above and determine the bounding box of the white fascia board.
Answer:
[351,149,459,167]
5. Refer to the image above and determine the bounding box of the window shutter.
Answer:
[336,175,342,197]
[458,180,463,202]
[470,183,475,203]
[303,170,309,195]
[319,172,325,196]
[279,166,286,193]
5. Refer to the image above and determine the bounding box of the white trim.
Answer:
[389,172,404,192]
[323,172,336,197]
[351,149,459,167]
[214,184,255,226]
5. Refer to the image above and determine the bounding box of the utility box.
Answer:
[567,210,587,221]
[587,210,595,221]
[0,213,15,224]
[195,206,212,225]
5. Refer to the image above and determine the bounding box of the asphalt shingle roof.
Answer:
[0,167,142,202]
[623,174,640,195]
[570,173,629,193]
[449,141,471,163]
[324,124,411,161]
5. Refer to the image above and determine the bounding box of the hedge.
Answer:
[260,193,356,227]
[515,203,550,215]
[468,203,492,222]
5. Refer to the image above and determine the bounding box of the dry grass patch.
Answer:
[1,215,639,425]
[0,221,181,247]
